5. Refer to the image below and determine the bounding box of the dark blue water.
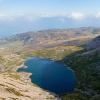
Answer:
[18,57,77,94]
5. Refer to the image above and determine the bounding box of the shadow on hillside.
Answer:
[61,44,100,97]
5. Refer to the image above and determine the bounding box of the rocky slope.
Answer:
[0,72,59,100]
[0,52,59,100]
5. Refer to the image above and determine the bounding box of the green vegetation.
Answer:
[61,92,89,100]
[62,49,100,100]
[21,46,83,60]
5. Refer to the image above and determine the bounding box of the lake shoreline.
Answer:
[16,57,60,98]
[17,57,77,95]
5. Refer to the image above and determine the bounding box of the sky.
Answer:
[0,0,100,37]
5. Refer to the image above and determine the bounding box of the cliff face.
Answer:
[0,72,58,100]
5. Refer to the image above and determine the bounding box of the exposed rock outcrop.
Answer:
[0,72,59,100]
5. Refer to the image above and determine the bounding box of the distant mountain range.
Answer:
[1,15,100,37]
[2,27,98,48]
[0,27,100,53]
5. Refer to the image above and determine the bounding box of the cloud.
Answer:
[0,13,8,20]
[68,12,85,20]
[95,12,100,18]
[1,12,100,23]
[0,13,16,21]
[0,13,42,22]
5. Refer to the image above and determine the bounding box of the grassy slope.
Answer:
[20,46,83,60]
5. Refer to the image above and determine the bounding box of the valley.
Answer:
[0,27,100,100]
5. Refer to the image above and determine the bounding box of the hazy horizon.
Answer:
[0,0,100,37]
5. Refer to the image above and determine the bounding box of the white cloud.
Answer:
[1,12,100,22]
[0,13,8,19]
[95,12,100,18]
[0,12,87,23]
[0,13,15,21]
[68,12,85,20]
[0,13,42,22]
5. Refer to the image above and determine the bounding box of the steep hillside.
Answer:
[62,35,100,100]
[0,72,58,100]
[86,35,100,50]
